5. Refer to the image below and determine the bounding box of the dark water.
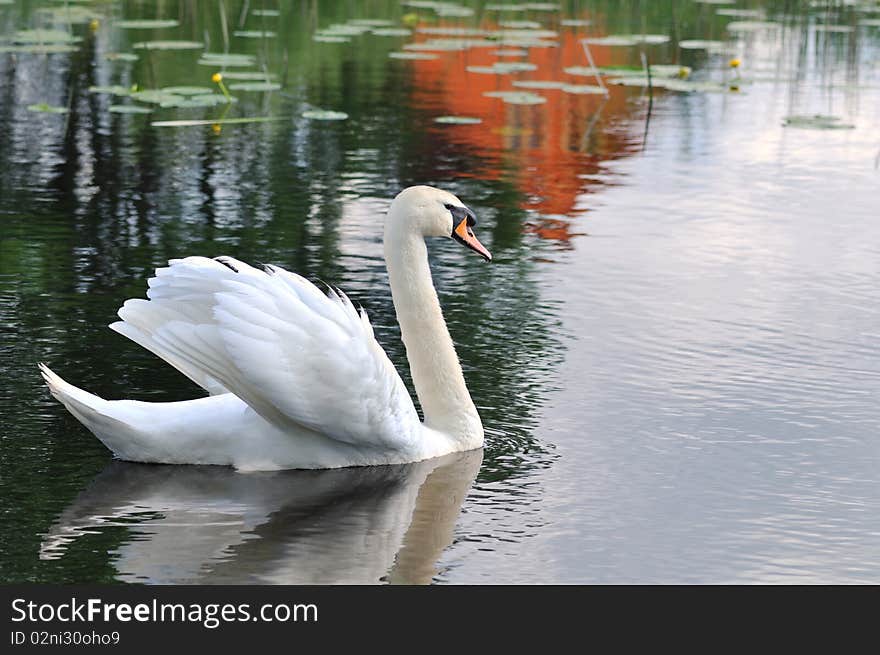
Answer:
[1,1,878,583]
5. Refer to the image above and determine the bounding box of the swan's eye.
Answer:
[445,204,476,228]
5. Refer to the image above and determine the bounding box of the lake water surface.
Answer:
[1,0,879,583]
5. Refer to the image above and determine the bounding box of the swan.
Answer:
[39,186,492,471]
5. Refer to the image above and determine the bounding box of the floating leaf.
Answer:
[161,86,214,96]
[512,80,565,89]
[159,94,236,108]
[109,104,152,114]
[105,52,139,62]
[151,117,281,128]
[349,19,394,26]
[726,21,780,32]
[131,90,183,104]
[483,90,547,104]
[782,114,855,130]
[499,20,542,29]
[116,19,180,29]
[560,19,591,27]
[0,44,80,54]
[27,103,68,114]
[302,110,348,120]
[252,9,281,17]
[561,84,607,95]
[492,48,528,56]
[813,24,855,32]
[233,30,277,38]
[227,81,281,92]
[36,5,100,24]
[564,65,600,76]
[133,40,204,50]
[370,28,412,36]
[197,53,257,66]
[388,51,438,59]
[88,85,131,96]
[434,116,482,124]
[12,29,82,44]
[467,62,537,74]
[220,71,276,80]
[679,39,726,49]
[650,64,692,78]
[313,35,351,43]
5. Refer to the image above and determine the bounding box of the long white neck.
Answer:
[384,207,483,449]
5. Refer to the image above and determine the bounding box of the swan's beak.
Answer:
[452,215,492,262]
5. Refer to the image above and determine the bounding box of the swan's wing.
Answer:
[111,256,421,450]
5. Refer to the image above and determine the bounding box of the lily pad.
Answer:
[782,114,855,130]
[725,21,780,32]
[467,62,537,74]
[371,28,412,36]
[160,94,235,108]
[227,82,281,92]
[12,29,82,44]
[434,116,482,124]
[388,51,438,59]
[105,52,139,62]
[0,44,80,54]
[27,103,68,114]
[564,65,600,76]
[492,48,529,56]
[499,20,542,29]
[151,117,281,127]
[36,6,100,24]
[679,39,726,49]
[512,80,566,89]
[813,24,855,33]
[252,9,281,17]
[88,85,131,96]
[133,40,204,50]
[116,19,180,29]
[220,71,276,80]
[302,110,348,120]
[197,53,257,66]
[233,30,277,38]
[161,86,214,96]
[560,19,591,27]
[650,64,692,78]
[561,84,607,95]
[349,19,394,26]
[109,104,152,114]
[483,90,547,104]
[131,90,183,104]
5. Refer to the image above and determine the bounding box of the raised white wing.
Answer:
[110,256,420,451]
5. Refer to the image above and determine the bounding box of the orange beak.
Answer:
[453,217,492,261]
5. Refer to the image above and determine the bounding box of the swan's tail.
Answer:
[38,363,133,453]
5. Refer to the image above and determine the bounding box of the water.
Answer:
[1,1,879,584]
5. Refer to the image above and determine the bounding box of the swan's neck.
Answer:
[384,225,483,449]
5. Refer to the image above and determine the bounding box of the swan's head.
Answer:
[389,185,492,261]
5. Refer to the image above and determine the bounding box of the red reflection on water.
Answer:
[406,23,645,244]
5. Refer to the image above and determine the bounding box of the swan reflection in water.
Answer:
[40,450,482,584]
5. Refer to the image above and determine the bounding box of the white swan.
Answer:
[40,186,492,471]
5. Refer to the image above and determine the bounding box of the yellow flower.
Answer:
[211,123,222,135]
[402,13,419,27]
[89,19,100,31]
[729,58,741,69]
[211,72,223,83]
